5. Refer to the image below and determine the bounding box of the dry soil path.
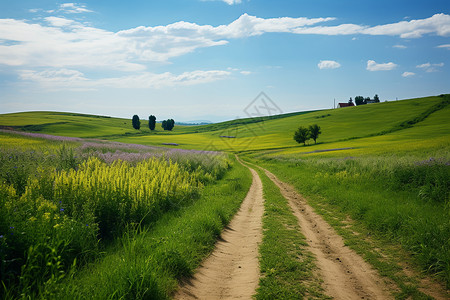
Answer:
[262,167,393,300]
[177,160,394,299]
[175,166,264,299]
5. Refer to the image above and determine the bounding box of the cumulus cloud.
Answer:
[402,71,415,77]
[318,60,341,69]
[2,9,450,90]
[416,62,444,72]
[366,60,397,71]
[59,3,93,14]
[1,13,450,71]
[361,13,450,38]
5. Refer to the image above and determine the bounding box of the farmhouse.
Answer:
[337,102,355,108]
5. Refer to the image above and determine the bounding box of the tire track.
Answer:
[262,168,393,300]
[175,166,264,299]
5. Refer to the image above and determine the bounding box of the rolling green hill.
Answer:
[0,95,448,156]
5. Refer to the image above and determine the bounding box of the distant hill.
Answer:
[0,95,448,153]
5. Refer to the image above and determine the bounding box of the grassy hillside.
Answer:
[0,111,192,138]
[1,95,447,154]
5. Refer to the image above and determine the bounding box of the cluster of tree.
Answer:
[294,124,321,146]
[131,115,175,131]
[161,119,175,131]
[354,94,380,106]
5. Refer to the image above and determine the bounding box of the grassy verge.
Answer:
[247,155,449,297]
[54,156,252,299]
[244,162,328,299]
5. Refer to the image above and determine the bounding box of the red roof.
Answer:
[338,102,355,107]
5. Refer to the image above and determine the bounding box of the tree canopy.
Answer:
[149,115,156,131]
[293,126,310,145]
[308,124,322,144]
[132,115,140,130]
[162,119,175,131]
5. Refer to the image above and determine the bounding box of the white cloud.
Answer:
[361,13,450,38]
[402,71,415,77]
[437,44,450,49]
[1,13,449,72]
[416,62,444,72]
[59,3,93,14]
[221,0,242,4]
[393,44,407,49]
[366,60,397,71]
[1,11,450,90]
[240,70,251,75]
[318,60,341,69]
[20,68,231,90]
[45,16,76,27]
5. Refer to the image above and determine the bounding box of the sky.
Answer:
[0,0,449,122]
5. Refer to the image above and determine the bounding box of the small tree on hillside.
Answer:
[162,119,175,131]
[309,124,321,144]
[294,126,310,146]
[132,115,140,130]
[168,119,175,131]
[374,94,380,103]
[149,115,156,130]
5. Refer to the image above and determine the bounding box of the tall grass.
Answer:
[55,156,252,299]
[0,134,230,299]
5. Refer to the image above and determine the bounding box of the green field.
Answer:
[1,95,447,153]
[0,94,449,298]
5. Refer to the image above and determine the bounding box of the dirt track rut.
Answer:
[175,166,264,299]
[262,168,392,299]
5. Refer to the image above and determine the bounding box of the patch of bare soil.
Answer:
[263,168,393,300]
[175,167,264,299]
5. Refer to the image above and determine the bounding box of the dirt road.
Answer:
[175,166,264,299]
[177,161,398,299]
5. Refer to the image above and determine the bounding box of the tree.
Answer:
[348,98,354,105]
[149,115,156,130]
[294,126,310,146]
[355,96,365,106]
[132,115,140,130]
[308,124,321,144]
[364,97,371,103]
[162,119,175,131]
[374,94,380,103]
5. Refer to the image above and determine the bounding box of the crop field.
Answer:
[0,95,449,299]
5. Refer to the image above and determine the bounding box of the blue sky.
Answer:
[0,0,449,122]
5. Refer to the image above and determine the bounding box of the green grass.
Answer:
[245,154,450,288]
[55,156,252,299]
[1,95,447,152]
[0,111,191,139]
[1,94,449,296]
[248,163,328,299]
